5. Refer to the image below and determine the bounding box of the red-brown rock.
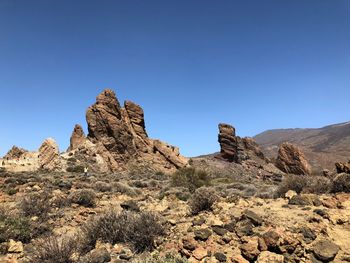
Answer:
[68,124,86,151]
[275,142,311,175]
[218,123,238,162]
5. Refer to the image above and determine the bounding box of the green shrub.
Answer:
[189,187,218,215]
[0,209,31,243]
[171,167,210,193]
[80,210,165,253]
[69,189,96,207]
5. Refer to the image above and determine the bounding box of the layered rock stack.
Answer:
[217,123,266,163]
[218,123,239,162]
[38,138,61,171]
[3,146,28,160]
[84,89,187,172]
[275,142,311,175]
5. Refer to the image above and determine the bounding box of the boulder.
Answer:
[38,138,61,171]
[68,124,86,151]
[312,240,339,262]
[335,161,350,174]
[275,142,311,175]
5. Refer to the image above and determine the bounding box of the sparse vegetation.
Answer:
[189,187,218,215]
[331,173,350,193]
[0,209,32,243]
[132,252,188,263]
[28,235,79,263]
[20,192,52,218]
[171,167,210,193]
[80,210,165,253]
[69,189,96,207]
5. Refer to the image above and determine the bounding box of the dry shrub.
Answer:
[20,192,52,218]
[189,187,218,215]
[132,252,188,263]
[93,181,112,192]
[331,173,350,193]
[80,210,165,253]
[171,167,210,193]
[28,235,79,263]
[275,175,331,197]
[0,208,32,243]
[69,189,96,207]
[113,182,141,196]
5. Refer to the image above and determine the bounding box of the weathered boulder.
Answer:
[3,146,28,160]
[218,123,238,162]
[312,240,339,262]
[68,124,86,151]
[275,142,311,175]
[335,161,350,174]
[242,137,266,160]
[256,251,284,263]
[38,138,61,171]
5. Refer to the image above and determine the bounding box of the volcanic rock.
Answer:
[275,142,311,175]
[85,89,187,172]
[38,138,61,171]
[218,123,238,162]
[312,240,339,262]
[335,161,350,174]
[3,146,28,160]
[68,124,86,151]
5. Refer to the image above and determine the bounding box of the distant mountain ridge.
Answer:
[254,121,350,172]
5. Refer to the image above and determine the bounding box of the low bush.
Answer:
[0,209,32,243]
[66,165,85,173]
[132,252,188,263]
[80,210,165,253]
[331,173,350,193]
[113,182,141,197]
[171,167,210,193]
[27,235,79,263]
[20,192,52,219]
[275,175,331,198]
[69,189,96,207]
[189,187,218,215]
[93,181,112,192]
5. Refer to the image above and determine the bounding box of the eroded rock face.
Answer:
[38,138,61,171]
[218,123,238,162]
[3,146,28,159]
[217,123,266,164]
[275,142,311,175]
[335,161,350,174]
[68,124,86,151]
[85,89,187,172]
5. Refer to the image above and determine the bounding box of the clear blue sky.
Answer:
[0,0,349,157]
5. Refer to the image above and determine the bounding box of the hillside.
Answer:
[254,121,350,172]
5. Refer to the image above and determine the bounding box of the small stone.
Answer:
[235,220,254,238]
[313,240,339,262]
[256,251,284,263]
[194,228,212,241]
[120,200,140,212]
[182,236,197,251]
[193,246,208,260]
[299,226,316,244]
[212,226,228,236]
[214,252,227,262]
[242,209,263,226]
[7,240,23,253]
[262,230,280,250]
[240,238,260,261]
[285,190,297,199]
[192,217,205,226]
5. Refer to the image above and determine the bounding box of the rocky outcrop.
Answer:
[275,142,311,175]
[217,123,266,164]
[3,146,28,160]
[335,161,350,174]
[85,89,187,172]
[218,123,238,162]
[38,138,61,171]
[68,124,86,151]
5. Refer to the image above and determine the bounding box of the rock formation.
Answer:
[275,142,311,175]
[335,161,350,174]
[217,123,266,163]
[85,89,187,172]
[68,124,86,151]
[218,123,238,162]
[38,138,61,171]
[3,146,28,160]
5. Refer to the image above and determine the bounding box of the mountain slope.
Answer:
[254,121,350,172]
